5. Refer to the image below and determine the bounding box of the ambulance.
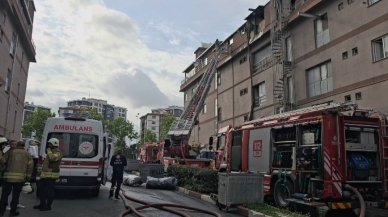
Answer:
[38,115,113,197]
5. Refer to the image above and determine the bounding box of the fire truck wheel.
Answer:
[273,179,293,208]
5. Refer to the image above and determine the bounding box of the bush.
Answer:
[167,165,218,194]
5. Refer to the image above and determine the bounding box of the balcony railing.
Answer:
[253,55,276,74]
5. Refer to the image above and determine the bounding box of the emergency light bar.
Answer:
[64,113,87,121]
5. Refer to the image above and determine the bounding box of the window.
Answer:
[352,47,358,56]
[214,99,218,117]
[307,61,333,97]
[5,69,12,93]
[152,115,156,119]
[239,55,247,64]
[240,88,248,96]
[204,57,208,66]
[217,107,222,121]
[214,72,218,89]
[314,14,330,48]
[152,121,156,124]
[338,3,344,10]
[0,27,3,43]
[229,38,234,45]
[345,95,351,102]
[342,51,348,59]
[347,0,354,4]
[285,37,293,62]
[48,133,98,158]
[287,77,294,103]
[202,101,207,114]
[151,127,156,131]
[368,0,381,6]
[217,73,221,86]
[372,35,388,61]
[253,82,266,107]
[355,92,362,100]
[244,115,249,122]
[9,32,18,57]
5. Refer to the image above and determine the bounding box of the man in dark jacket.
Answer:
[109,149,127,200]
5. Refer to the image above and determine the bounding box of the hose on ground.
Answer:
[344,184,365,217]
[118,189,223,217]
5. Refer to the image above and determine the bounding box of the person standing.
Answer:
[0,137,8,186]
[33,138,62,211]
[109,149,127,200]
[0,141,33,216]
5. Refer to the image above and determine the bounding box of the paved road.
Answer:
[1,183,242,217]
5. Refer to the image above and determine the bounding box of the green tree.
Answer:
[139,129,157,145]
[22,109,55,140]
[79,107,103,121]
[107,117,137,150]
[159,113,176,140]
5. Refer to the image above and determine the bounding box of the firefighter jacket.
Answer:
[40,148,62,179]
[0,147,33,183]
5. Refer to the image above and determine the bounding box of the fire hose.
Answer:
[118,189,223,217]
[344,184,365,217]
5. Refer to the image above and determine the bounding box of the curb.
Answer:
[176,187,269,217]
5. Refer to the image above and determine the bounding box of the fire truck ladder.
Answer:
[168,43,221,138]
[382,115,388,195]
[271,0,294,113]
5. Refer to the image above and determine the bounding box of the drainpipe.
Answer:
[247,22,255,121]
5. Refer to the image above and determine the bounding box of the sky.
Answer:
[26,0,268,128]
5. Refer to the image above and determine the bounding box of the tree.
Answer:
[79,107,103,121]
[106,117,137,150]
[22,109,55,140]
[139,129,157,145]
[159,113,176,140]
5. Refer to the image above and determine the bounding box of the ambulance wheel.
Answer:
[92,188,100,197]
[273,179,293,208]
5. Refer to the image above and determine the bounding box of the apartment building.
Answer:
[0,0,36,139]
[59,97,127,120]
[23,101,51,124]
[152,106,183,118]
[180,0,388,146]
[140,113,161,142]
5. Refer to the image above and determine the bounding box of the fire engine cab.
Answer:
[217,103,388,215]
[38,115,112,197]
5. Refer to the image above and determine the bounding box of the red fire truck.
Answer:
[216,103,388,215]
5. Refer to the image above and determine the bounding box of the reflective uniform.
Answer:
[0,147,33,215]
[37,148,62,210]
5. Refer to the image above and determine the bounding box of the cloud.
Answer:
[27,0,191,123]
[103,69,170,108]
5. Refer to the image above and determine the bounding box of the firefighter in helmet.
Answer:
[0,141,33,216]
[0,137,8,185]
[34,138,62,211]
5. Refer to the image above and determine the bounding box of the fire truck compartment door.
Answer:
[248,128,271,173]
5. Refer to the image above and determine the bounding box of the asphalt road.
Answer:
[1,183,242,217]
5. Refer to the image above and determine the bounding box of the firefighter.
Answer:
[109,148,127,200]
[0,137,8,186]
[0,141,33,217]
[33,138,62,211]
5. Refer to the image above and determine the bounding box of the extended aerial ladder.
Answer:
[168,41,221,146]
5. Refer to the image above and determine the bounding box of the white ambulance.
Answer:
[38,115,113,197]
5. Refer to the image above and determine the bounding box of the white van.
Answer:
[38,116,113,196]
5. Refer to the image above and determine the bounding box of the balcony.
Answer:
[253,55,276,74]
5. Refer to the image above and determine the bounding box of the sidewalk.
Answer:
[176,186,272,217]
